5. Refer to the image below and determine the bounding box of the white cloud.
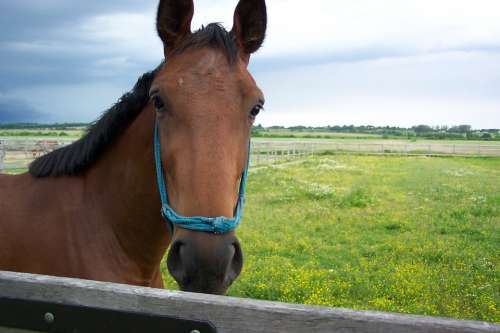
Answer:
[261,96,500,129]
[77,9,163,63]
[255,51,500,128]
[261,0,500,58]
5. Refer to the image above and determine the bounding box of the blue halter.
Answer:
[154,120,250,234]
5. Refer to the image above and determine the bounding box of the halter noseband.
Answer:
[154,120,250,234]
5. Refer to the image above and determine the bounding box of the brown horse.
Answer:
[0,0,267,295]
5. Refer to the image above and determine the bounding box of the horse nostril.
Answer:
[167,240,186,284]
[228,240,243,282]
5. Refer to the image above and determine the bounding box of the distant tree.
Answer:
[458,124,472,133]
[413,125,433,134]
[254,123,263,130]
[289,126,307,131]
[449,125,472,133]
[481,132,492,139]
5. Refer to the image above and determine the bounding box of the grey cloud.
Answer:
[0,0,161,123]
[0,1,160,91]
[0,97,48,123]
[0,1,154,41]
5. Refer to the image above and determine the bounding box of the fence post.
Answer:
[0,141,5,173]
[453,144,456,154]
[477,144,481,155]
[428,144,432,155]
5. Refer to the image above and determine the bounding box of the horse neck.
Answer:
[84,104,170,279]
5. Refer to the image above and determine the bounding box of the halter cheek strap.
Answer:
[154,120,250,234]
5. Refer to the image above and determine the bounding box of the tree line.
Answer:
[1,123,499,141]
[0,123,88,130]
[253,124,500,141]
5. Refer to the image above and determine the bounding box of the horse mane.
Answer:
[29,23,238,178]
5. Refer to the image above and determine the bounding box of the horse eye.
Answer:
[250,105,263,118]
[152,95,165,111]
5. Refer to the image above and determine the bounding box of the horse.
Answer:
[0,0,267,295]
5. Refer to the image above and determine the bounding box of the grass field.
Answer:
[160,155,499,322]
[0,129,83,141]
[254,130,384,140]
[252,136,500,146]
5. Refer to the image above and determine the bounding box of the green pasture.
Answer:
[253,130,383,140]
[161,155,499,322]
[0,128,83,140]
[252,136,500,146]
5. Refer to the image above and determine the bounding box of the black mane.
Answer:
[29,23,238,178]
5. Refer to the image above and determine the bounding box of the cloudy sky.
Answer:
[0,0,499,128]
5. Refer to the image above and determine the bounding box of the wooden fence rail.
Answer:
[0,271,498,333]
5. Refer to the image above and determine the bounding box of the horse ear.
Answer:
[231,0,267,57]
[156,0,194,55]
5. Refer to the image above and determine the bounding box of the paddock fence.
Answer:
[1,139,500,173]
[250,141,500,166]
[0,271,498,333]
[0,139,72,173]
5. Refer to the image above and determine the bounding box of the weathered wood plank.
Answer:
[0,271,498,333]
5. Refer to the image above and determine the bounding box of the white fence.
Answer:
[250,141,500,166]
[0,141,4,172]
[0,271,498,333]
[1,140,500,173]
[0,139,71,173]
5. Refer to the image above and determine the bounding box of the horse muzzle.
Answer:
[166,232,243,295]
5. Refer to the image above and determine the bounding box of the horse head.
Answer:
[152,0,267,294]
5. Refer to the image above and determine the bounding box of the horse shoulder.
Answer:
[0,174,87,273]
